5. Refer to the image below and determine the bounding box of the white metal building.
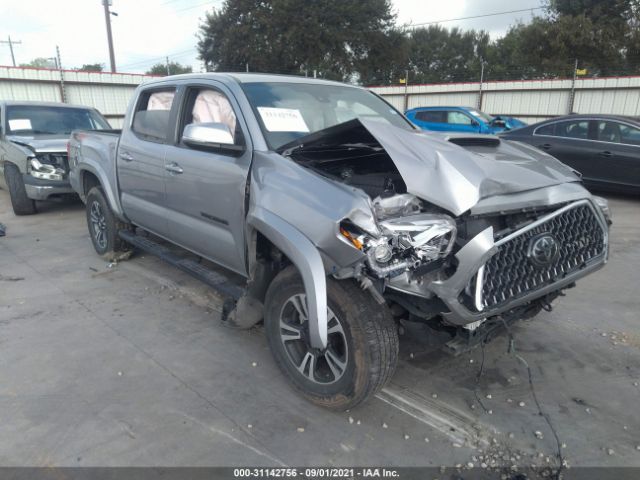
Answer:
[2,66,640,127]
[0,66,152,128]
[369,76,640,124]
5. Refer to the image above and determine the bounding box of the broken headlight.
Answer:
[29,157,65,181]
[340,214,457,279]
[380,214,457,262]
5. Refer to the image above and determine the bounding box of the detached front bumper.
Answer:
[23,174,75,200]
[429,199,609,326]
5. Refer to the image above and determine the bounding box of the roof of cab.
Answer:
[140,72,357,88]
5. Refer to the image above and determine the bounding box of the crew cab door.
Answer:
[163,83,252,275]
[118,87,177,236]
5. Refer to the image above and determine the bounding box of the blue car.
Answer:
[405,106,526,134]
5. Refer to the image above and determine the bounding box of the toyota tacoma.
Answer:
[68,74,610,409]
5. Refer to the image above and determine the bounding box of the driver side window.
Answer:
[447,111,473,125]
[181,88,237,142]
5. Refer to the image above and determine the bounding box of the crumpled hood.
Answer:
[359,119,580,215]
[7,134,69,153]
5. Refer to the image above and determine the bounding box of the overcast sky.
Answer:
[0,0,544,74]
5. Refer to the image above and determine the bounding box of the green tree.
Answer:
[146,62,193,76]
[78,63,104,72]
[483,0,640,80]
[407,25,489,83]
[197,0,400,82]
[19,57,57,68]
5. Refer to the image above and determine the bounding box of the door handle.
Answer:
[538,143,552,150]
[165,162,184,174]
[119,151,134,162]
[599,150,613,158]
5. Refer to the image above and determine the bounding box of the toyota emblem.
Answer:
[528,233,559,267]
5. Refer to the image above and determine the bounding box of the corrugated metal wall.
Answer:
[370,76,640,125]
[3,66,640,129]
[0,66,152,128]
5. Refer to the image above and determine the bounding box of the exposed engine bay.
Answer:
[281,123,458,290]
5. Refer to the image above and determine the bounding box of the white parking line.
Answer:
[376,385,492,446]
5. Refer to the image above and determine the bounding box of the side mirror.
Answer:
[182,122,244,154]
[471,120,480,127]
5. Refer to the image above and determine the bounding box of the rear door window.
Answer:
[534,123,556,136]
[554,120,589,139]
[132,89,176,143]
[414,110,446,123]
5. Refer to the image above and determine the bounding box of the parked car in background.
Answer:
[69,73,609,409]
[501,114,640,194]
[405,106,526,134]
[0,101,111,215]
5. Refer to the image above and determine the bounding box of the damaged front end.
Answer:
[278,119,609,347]
[8,137,70,181]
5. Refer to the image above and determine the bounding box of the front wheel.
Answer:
[85,186,128,261]
[264,266,399,410]
[4,163,36,215]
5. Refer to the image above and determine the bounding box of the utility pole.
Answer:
[102,0,116,72]
[568,58,578,114]
[0,36,22,66]
[56,45,67,103]
[403,69,409,112]
[166,56,170,75]
[478,58,485,110]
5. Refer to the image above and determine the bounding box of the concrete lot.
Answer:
[0,189,639,475]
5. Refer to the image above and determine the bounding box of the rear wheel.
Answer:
[4,163,36,215]
[85,186,128,261]
[264,266,399,410]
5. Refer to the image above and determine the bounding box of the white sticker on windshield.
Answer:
[8,119,32,131]
[257,107,309,133]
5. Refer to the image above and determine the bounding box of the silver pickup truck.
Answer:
[69,73,610,409]
[0,101,111,214]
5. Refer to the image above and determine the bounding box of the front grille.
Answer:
[478,202,606,309]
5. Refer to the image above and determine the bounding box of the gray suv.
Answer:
[69,73,610,409]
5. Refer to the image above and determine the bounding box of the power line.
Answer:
[119,48,197,68]
[175,0,221,13]
[406,6,544,28]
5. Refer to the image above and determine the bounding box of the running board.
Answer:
[118,229,244,301]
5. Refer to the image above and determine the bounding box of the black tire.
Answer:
[264,266,399,410]
[85,186,128,261]
[4,163,36,215]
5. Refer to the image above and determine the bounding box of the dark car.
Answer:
[501,114,640,194]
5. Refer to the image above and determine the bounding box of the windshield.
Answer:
[6,105,111,135]
[467,109,494,123]
[241,82,414,150]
